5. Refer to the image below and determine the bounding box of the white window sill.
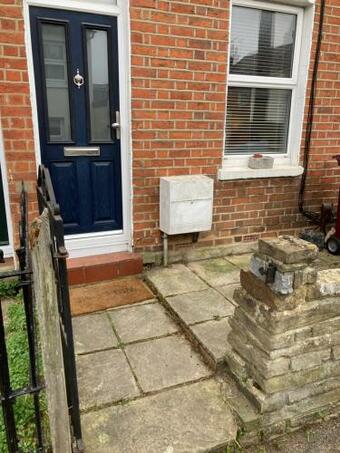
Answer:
[218,165,304,181]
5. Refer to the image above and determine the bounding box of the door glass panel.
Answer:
[41,24,71,142]
[86,29,111,141]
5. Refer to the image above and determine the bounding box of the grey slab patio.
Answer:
[217,283,240,306]
[188,258,240,287]
[146,263,207,297]
[73,313,118,354]
[166,288,234,325]
[77,349,140,411]
[226,253,252,270]
[314,251,340,271]
[81,379,237,453]
[125,334,212,393]
[190,318,232,368]
[109,302,178,344]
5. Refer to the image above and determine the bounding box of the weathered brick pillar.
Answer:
[226,236,340,425]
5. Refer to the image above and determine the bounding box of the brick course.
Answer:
[0,0,339,253]
[130,0,340,253]
[0,0,37,243]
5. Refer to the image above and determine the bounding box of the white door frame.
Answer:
[0,125,14,258]
[23,0,133,258]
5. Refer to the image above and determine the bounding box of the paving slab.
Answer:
[226,253,252,270]
[190,318,231,368]
[109,302,178,344]
[77,349,140,411]
[217,283,240,306]
[108,298,157,310]
[125,335,212,393]
[314,251,340,271]
[73,313,118,355]
[82,379,237,453]
[188,258,240,287]
[146,263,207,297]
[166,288,234,325]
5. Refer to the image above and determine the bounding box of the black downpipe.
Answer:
[298,0,326,223]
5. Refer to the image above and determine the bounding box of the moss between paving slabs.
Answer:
[0,282,50,453]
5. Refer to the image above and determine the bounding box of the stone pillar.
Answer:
[226,236,340,427]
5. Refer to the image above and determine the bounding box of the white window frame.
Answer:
[0,125,14,258]
[219,0,315,180]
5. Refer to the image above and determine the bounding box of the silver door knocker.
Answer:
[73,69,84,89]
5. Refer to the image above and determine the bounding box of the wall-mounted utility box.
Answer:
[160,175,214,235]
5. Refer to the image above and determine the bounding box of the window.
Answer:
[220,0,312,179]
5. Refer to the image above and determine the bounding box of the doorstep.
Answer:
[67,252,143,286]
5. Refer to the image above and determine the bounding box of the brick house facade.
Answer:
[0,0,339,260]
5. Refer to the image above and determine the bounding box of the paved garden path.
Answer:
[72,249,339,452]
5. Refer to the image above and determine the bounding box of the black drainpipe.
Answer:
[298,0,326,223]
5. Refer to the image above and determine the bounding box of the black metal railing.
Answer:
[37,165,83,452]
[0,168,83,452]
[0,185,45,452]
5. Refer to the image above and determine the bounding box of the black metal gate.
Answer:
[0,166,83,452]
[37,165,83,452]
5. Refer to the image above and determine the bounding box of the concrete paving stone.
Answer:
[77,349,140,411]
[81,379,237,453]
[166,288,234,325]
[125,335,212,393]
[191,318,232,366]
[226,253,253,270]
[72,313,118,355]
[108,298,157,310]
[188,258,240,287]
[146,263,207,297]
[317,251,340,270]
[109,302,178,344]
[217,283,241,306]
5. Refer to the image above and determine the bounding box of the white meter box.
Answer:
[160,175,214,235]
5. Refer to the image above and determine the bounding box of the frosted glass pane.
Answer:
[86,29,111,141]
[42,24,71,142]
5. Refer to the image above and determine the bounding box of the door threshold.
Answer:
[65,230,129,258]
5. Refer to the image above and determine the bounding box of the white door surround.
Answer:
[0,125,14,258]
[23,0,133,258]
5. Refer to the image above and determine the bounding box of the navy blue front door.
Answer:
[30,7,123,235]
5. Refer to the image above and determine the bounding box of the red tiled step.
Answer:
[67,252,143,286]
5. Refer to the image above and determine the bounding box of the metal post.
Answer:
[18,186,44,452]
[162,232,168,267]
[0,302,19,453]
[58,255,83,448]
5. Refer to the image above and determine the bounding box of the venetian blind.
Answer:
[225,5,297,155]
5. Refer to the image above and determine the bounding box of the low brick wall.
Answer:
[226,236,340,441]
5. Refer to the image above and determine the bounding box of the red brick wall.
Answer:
[0,0,339,254]
[130,0,340,253]
[0,0,37,246]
